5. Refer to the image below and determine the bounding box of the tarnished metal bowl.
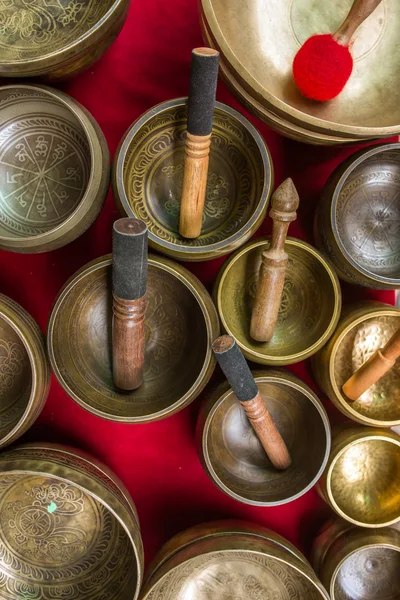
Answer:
[0,293,50,449]
[0,85,110,253]
[113,98,273,261]
[0,442,143,600]
[214,237,341,365]
[47,253,219,422]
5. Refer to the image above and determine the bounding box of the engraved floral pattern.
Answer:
[0,339,24,396]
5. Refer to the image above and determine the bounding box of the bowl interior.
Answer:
[206,379,328,504]
[50,261,209,420]
[330,439,400,525]
[0,87,91,241]
[0,472,136,599]
[121,102,266,250]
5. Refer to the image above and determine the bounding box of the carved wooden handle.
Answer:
[112,295,146,391]
[333,0,383,46]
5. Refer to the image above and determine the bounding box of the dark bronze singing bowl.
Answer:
[113,98,273,261]
[0,442,143,600]
[0,0,131,79]
[47,254,219,422]
[0,85,110,253]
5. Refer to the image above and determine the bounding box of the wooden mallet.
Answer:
[212,335,292,470]
[112,218,148,391]
[179,47,220,239]
[250,178,299,342]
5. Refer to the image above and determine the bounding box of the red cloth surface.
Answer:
[0,0,396,569]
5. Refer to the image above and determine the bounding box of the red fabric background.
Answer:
[0,0,396,569]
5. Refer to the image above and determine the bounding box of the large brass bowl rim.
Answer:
[47,253,218,422]
[216,237,342,363]
[201,0,400,138]
[202,371,331,506]
[114,97,273,256]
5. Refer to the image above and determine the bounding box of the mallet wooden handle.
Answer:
[342,326,400,400]
[212,335,291,470]
[334,0,383,46]
[250,178,299,342]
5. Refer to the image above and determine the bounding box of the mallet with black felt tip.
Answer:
[112,218,148,391]
[179,47,220,239]
[212,335,292,471]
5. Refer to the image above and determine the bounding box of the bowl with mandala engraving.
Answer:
[47,253,220,422]
[0,0,131,79]
[112,98,273,261]
[0,293,50,449]
[0,442,144,600]
[0,84,110,253]
[214,237,341,365]
[197,369,330,506]
[315,143,400,289]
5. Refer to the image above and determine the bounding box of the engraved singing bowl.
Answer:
[0,442,143,600]
[319,427,400,528]
[316,144,400,289]
[313,303,400,427]
[201,0,400,139]
[47,254,220,422]
[0,0,131,80]
[214,237,341,365]
[0,293,50,449]
[0,85,110,253]
[197,370,330,506]
[112,98,273,261]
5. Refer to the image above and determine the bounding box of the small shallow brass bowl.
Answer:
[319,427,400,528]
[197,370,331,506]
[112,98,273,261]
[47,254,219,422]
[0,0,131,79]
[0,85,110,254]
[316,144,400,289]
[313,303,400,427]
[0,293,50,449]
[214,237,341,365]
[0,442,143,600]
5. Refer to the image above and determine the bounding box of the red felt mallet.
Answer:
[293,0,383,102]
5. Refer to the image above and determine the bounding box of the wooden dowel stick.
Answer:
[333,0,383,46]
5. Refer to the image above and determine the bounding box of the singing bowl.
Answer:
[214,237,341,365]
[319,427,400,528]
[0,0,131,79]
[47,253,219,422]
[313,303,400,427]
[0,442,143,600]
[316,143,400,289]
[201,0,400,139]
[0,85,110,253]
[0,293,50,449]
[113,98,273,261]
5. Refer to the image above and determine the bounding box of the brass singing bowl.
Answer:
[0,442,143,600]
[113,98,273,261]
[316,143,400,289]
[319,427,400,528]
[201,0,400,139]
[0,0,131,80]
[0,85,110,254]
[0,293,50,449]
[313,303,400,427]
[214,237,341,365]
[47,254,219,422]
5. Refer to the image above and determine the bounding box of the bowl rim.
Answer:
[113,97,273,256]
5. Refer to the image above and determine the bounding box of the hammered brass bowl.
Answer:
[112,98,273,261]
[0,85,110,253]
[214,237,341,365]
[47,253,219,422]
[313,303,400,427]
[316,143,400,288]
[0,293,50,449]
[319,427,400,528]
[0,442,143,600]
[0,0,131,79]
